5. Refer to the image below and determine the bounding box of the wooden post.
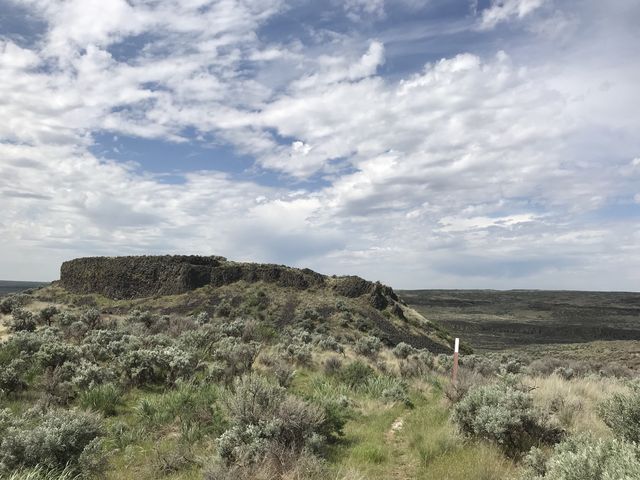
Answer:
[452,337,459,385]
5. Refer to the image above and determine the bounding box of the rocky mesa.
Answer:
[60,255,400,310]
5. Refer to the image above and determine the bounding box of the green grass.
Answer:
[323,386,520,480]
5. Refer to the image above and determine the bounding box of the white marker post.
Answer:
[452,337,460,385]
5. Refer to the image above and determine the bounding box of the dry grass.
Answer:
[525,373,629,436]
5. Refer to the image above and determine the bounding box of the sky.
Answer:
[1,0,639,290]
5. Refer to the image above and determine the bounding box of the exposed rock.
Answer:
[60,255,333,300]
[60,255,223,299]
[369,282,390,310]
[333,276,372,298]
[391,301,405,319]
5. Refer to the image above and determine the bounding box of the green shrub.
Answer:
[126,309,157,328]
[209,444,328,480]
[71,360,115,389]
[452,381,563,457]
[354,335,382,357]
[57,312,77,327]
[0,409,104,475]
[281,342,312,365]
[313,334,344,353]
[392,342,415,359]
[212,337,259,381]
[463,354,500,376]
[80,308,101,329]
[0,358,28,396]
[1,331,44,358]
[37,342,80,370]
[323,357,342,375]
[338,360,374,388]
[38,306,59,327]
[9,309,37,333]
[135,382,225,441]
[399,350,435,378]
[522,435,640,480]
[219,375,327,465]
[270,362,296,388]
[0,294,30,315]
[599,382,640,443]
[443,368,485,403]
[360,375,412,405]
[79,383,123,416]
[119,346,195,386]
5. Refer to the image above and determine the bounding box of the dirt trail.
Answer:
[385,416,416,480]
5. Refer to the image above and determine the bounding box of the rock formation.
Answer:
[59,256,401,309]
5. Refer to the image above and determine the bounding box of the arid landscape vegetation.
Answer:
[1,256,639,480]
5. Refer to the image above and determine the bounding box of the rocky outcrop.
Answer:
[60,256,397,307]
[60,256,225,299]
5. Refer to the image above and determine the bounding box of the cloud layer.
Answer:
[1,0,639,289]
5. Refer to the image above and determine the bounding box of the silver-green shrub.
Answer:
[452,381,563,456]
[599,382,640,443]
[522,435,640,480]
[9,309,36,333]
[219,375,325,465]
[0,408,104,475]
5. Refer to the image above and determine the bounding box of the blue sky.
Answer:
[0,0,639,290]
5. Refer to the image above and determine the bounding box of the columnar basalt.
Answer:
[59,255,400,309]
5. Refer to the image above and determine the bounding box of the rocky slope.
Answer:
[54,255,453,353]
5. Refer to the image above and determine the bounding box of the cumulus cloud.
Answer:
[1,0,639,289]
[479,0,547,30]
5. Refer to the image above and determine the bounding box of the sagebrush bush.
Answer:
[119,345,195,386]
[270,362,296,388]
[220,374,327,465]
[281,341,312,366]
[0,408,104,475]
[212,337,259,382]
[392,342,415,359]
[399,350,435,378]
[80,308,102,329]
[205,447,328,480]
[323,356,342,375]
[38,306,59,327]
[0,358,28,396]
[463,355,500,377]
[452,380,563,456]
[1,331,44,358]
[354,335,382,357]
[443,368,485,403]
[9,309,37,333]
[71,360,116,389]
[598,382,640,442]
[0,294,30,315]
[313,334,344,353]
[521,435,640,480]
[37,341,80,370]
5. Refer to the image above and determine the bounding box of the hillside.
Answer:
[47,255,453,353]
[1,261,639,480]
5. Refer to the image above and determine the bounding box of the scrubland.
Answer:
[1,286,639,480]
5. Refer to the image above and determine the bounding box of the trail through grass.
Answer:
[329,387,520,480]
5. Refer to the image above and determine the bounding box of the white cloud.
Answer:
[1,0,640,290]
[343,0,386,21]
[479,0,547,30]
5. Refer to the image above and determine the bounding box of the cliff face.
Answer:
[59,256,397,306]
